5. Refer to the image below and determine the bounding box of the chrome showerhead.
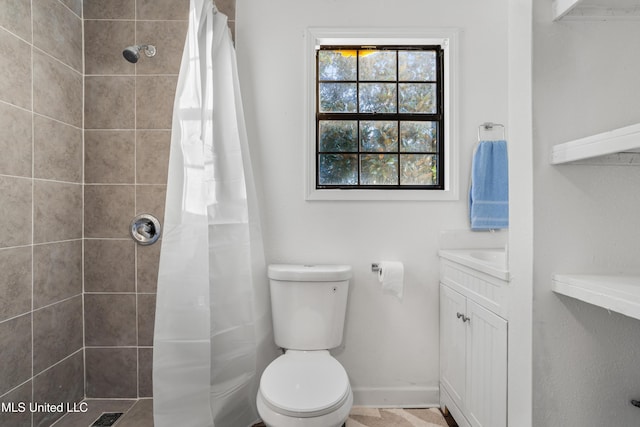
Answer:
[122,44,157,63]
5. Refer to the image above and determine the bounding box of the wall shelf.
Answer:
[552,274,640,321]
[553,0,640,21]
[550,122,640,165]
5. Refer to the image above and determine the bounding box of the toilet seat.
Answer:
[259,350,350,418]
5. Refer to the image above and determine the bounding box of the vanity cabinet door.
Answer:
[440,284,467,412]
[465,299,507,427]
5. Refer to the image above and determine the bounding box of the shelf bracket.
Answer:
[552,0,583,21]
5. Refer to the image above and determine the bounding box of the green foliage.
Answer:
[317,47,442,188]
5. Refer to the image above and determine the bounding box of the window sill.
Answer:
[305,187,459,201]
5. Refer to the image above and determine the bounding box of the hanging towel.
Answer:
[469,140,509,230]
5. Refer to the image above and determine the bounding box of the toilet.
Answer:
[257,264,353,427]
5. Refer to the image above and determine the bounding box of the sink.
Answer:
[438,248,509,281]
[469,250,506,266]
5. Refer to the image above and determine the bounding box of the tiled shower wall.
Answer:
[0,1,84,426]
[82,0,235,400]
[81,0,189,399]
[1,0,236,425]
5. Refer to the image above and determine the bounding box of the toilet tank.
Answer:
[268,264,352,351]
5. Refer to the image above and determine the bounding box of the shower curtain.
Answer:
[153,1,275,426]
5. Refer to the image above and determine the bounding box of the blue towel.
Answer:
[470,140,509,230]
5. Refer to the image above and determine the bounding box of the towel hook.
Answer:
[478,122,506,142]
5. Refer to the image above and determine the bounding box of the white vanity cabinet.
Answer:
[439,252,509,427]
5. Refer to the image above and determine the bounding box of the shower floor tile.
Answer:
[51,399,146,427]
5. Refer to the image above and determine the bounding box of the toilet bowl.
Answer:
[256,264,353,427]
[256,351,352,427]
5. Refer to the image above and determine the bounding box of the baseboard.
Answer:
[352,386,440,408]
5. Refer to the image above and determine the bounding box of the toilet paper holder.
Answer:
[371,263,381,273]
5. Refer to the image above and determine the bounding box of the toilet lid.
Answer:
[260,350,350,417]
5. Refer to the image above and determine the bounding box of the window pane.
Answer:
[318,50,357,81]
[359,83,397,113]
[398,51,436,81]
[360,154,398,185]
[319,120,358,152]
[400,121,438,152]
[360,121,398,152]
[399,83,436,114]
[319,83,357,113]
[359,50,397,81]
[319,154,358,185]
[401,154,438,185]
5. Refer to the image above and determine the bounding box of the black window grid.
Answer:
[315,45,445,190]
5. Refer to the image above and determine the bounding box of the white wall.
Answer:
[533,1,640,425]
[237,0,509,406]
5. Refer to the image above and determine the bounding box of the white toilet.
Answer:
[257,264,353,427]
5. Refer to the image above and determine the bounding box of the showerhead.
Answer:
[122,44,157,63]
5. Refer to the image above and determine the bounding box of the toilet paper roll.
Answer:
[378,261,404,300]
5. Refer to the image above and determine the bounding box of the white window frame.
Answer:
[305,27,459,201]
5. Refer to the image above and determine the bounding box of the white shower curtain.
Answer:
[153,1,275,426]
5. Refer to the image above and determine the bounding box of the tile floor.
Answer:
[53,399,458,427]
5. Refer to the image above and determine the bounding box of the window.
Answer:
[316,46,444,190]
[305,29,458,201]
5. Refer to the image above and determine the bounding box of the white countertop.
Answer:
[552,274,640,321]
[438,249,510,281]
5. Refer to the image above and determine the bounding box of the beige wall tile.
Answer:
[138,348,153,397]
[0,28,32,109]
[85,20,135,75]
[34,181,82,243]
[32,351,84,427]
[85,348,137,398]
[137,0,189,20]
[0,314,32,395]
[0,381,31,427]
[136,131,170,184]
[85,130,135,184]
[84,185,135,238]
[136,185,166,224]
[0,102,32,178]
[135,20,188,75]
[60,0,82,18]
[33,50,83,128]
[136,241,161,293]
[136,76,177,130]
[0,0,31,42]
[84,239,135,292]
[34,115,83,183]
[33,0,83,72]
[33,240,82,309]
[33,296,83,373]
[216,0,236,19]
[0,247,32,321]
[0,176,32,248]
[85,294,137,346]
[137,294,156,346]
[83,0,134,19]
[85,76,135,130]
